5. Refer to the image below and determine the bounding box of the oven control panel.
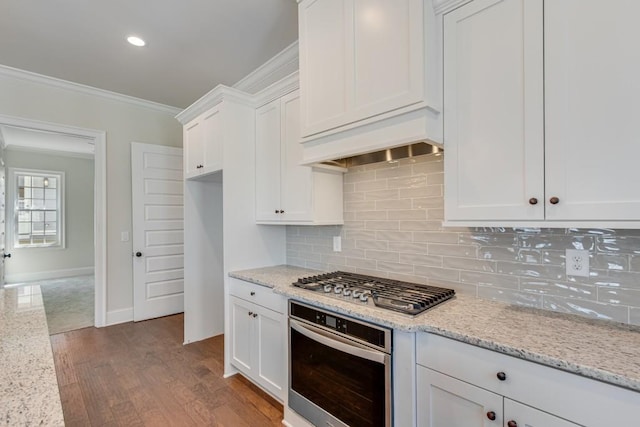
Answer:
[290,301,390,352]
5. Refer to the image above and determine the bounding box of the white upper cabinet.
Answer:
[444,0,640,227]
[256,89,344,225]
[298,0,442,164]
[443,0,544,222]
[183,106,223,180]
[544,0,640,221]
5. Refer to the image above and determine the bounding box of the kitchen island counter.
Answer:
[230,265,640,393]
[0,285,65,426]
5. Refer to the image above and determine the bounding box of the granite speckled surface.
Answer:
[1,286,65,426]
[229,265,640,393]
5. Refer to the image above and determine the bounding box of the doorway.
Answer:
[0,113,107,327]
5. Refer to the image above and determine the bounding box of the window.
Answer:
[11,169,65,248]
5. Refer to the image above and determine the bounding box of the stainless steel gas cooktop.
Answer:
[292,271,455,316]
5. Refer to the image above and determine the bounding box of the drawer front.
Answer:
[228,277,285,314]
[417,332,640,427]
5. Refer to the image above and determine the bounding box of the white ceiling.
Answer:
[0,0,299,108]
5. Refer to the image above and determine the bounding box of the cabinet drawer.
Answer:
[416,333,640,427]
[228,277,285,313]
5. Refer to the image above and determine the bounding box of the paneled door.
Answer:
[131,142,184,321]
[0,129,6,287]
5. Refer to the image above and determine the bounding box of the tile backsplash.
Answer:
[286,153,640,326]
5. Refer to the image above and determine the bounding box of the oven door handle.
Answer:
[290,319,386,364]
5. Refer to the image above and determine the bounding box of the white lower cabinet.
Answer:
[417,366,578,427]
[229,280,286,401]
[416,333,640,427]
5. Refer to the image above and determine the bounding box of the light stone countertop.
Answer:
[229,265,640,393]
[0,286,65,426]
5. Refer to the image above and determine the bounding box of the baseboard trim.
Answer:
[105,308,134,326]
[5,266,94,284]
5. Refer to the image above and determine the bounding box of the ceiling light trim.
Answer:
[0,64,182,115]
[233,40,299,94]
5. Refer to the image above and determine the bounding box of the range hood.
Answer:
[322,142,442,169]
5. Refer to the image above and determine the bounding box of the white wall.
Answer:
[4,150,94,281]
[0,73,182,318]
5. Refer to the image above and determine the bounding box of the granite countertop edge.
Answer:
[228,266,640,393]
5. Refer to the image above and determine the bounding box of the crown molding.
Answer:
[233,41,299,94]
[254,71,299,108]
[0,64,182,116]
[175,84,255,125]
[432,0,473,15]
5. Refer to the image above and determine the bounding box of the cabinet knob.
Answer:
[528,197,538,205]
[252,313,258,318]
[274,209,279,214]
[486,411,496,421]
[497,371,507,381]
[507,421,518,427]
[280,210,285,214]
[248,311,254,316]
[549,196,560,205]
[250,291,255,296]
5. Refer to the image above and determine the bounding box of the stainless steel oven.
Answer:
[288,301,392,427]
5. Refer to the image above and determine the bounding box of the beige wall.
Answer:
[0,74,182,316]
[4,150,94,279]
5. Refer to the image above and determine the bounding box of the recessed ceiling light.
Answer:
[127,36,146,47]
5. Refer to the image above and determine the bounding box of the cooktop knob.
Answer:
[343,288,352,296]
[359,291,372,302]
[334,285,344,294]
[352,290,362,298]
[323,284,333,293]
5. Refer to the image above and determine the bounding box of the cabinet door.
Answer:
[417,366,503,427]
[299,0,350,137]
[229,296,254,374]
[201,107,222,173]
[352,0,424,122]
[255,99,282,222]
[443,0,544,221]
[280,91,313,222]
[545,0,640,220]
[184,118,203,177]
[255,304,285,400]
[504,399,580,427]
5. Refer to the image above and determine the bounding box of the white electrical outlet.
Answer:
[333,236,342,252]
[565,249,590,277]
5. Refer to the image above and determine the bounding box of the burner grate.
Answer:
[293,271,455,315]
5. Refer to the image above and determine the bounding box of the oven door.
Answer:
[289,318,391,427]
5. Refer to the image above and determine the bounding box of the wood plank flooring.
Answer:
[50,314,284,426]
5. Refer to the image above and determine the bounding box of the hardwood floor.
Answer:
[50,314,284,426]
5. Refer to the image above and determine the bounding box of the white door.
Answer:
[255,304,285,399]
[131,142,184,321]
[504,399,580,427]
[280,90,313,222]
[0,130,6,287]
[255,98,282,222]
[443,0,544,221]
[229,295,254,372]
[544,0,640,220]
[417,366,503,427]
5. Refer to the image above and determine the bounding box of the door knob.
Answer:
[528,197,538,205]
[486,411,496,421]
[549,196,560,205]
[507,421,518,427]
[497,371,507,381]
[135,252,142,257]
[3,253,11,258]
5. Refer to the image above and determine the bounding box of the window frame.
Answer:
[8,167,66,249]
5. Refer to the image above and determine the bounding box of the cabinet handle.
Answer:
[528,197,538,205]
[486,411,496,421]
[549,196,560,205]
[248,311,254,316]
[250,291,255,296]
[252,313,258,318]
[507,421,518,427]
[497,371,507,381]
